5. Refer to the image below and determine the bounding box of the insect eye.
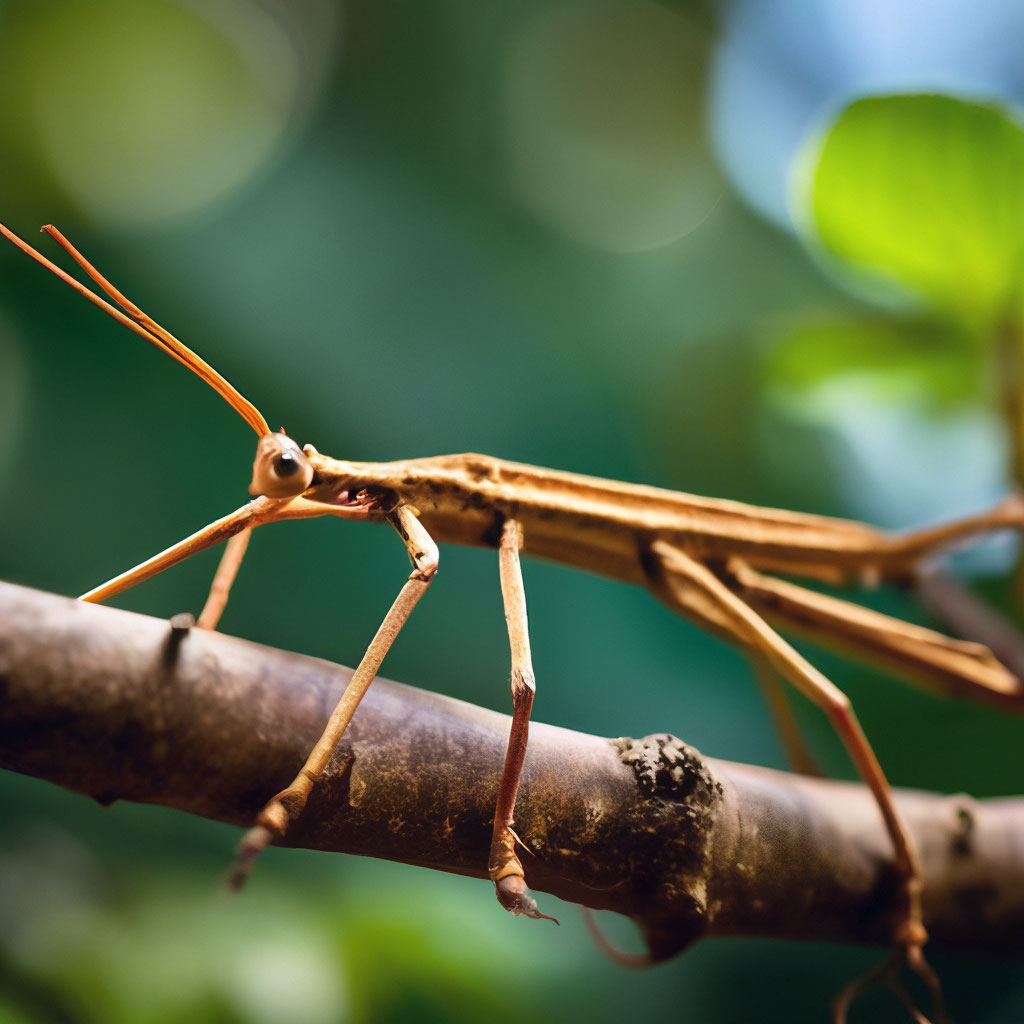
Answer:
[249,432,314,499]
[273,452,302,478]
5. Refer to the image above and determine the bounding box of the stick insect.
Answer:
[4,221,1023,1012]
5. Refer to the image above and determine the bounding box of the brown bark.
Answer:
[0,581,1021,960]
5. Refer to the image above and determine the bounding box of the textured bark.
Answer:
[0,581,1021,959]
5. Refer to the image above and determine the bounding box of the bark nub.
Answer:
[613,734,722,961]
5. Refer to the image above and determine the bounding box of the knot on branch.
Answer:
[615,733,722,805]
[612,733,722,962]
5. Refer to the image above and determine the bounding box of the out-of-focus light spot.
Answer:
[11,0,338,229]
[225,935,348,1024]
[503,0,721,252]
[711,0,1024,228]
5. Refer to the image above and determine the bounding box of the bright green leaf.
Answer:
[803,94,1024,323]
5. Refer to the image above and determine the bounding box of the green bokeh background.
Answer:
[1,2,1022,1022]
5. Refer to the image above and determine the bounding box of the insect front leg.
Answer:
[647,541,944,1024]
[489,518,557,923]
[79,495,352,614]
[79,498,290,605]
[228,504,438,889]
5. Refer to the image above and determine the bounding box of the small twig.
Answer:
[914,565,1024,679]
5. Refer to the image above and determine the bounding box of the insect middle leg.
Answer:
[489,518,557,922]
[228,504,438,888]
[646,541,937,1009]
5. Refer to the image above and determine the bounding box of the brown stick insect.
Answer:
[4,221,1023,1016]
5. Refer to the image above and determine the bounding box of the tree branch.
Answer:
[0,581,1021,960]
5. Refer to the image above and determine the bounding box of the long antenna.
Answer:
[0,221,270,437]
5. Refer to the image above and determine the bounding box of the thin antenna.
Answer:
[0,221,270,437]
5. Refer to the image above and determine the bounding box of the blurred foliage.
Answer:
[0,2,1022,1023]
[503,0,721,251]
[765,316,981,411]
[0,0,338,228]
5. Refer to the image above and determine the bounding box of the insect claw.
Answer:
[831,945,944,1024]
[494,874,559,925]
[580,907,653,969]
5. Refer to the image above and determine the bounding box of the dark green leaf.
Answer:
[764,316,983,411]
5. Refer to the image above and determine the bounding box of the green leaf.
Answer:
[764,316,983,412]
[803,94,1024,323]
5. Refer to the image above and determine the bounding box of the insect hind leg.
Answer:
[645,541,944,1024]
